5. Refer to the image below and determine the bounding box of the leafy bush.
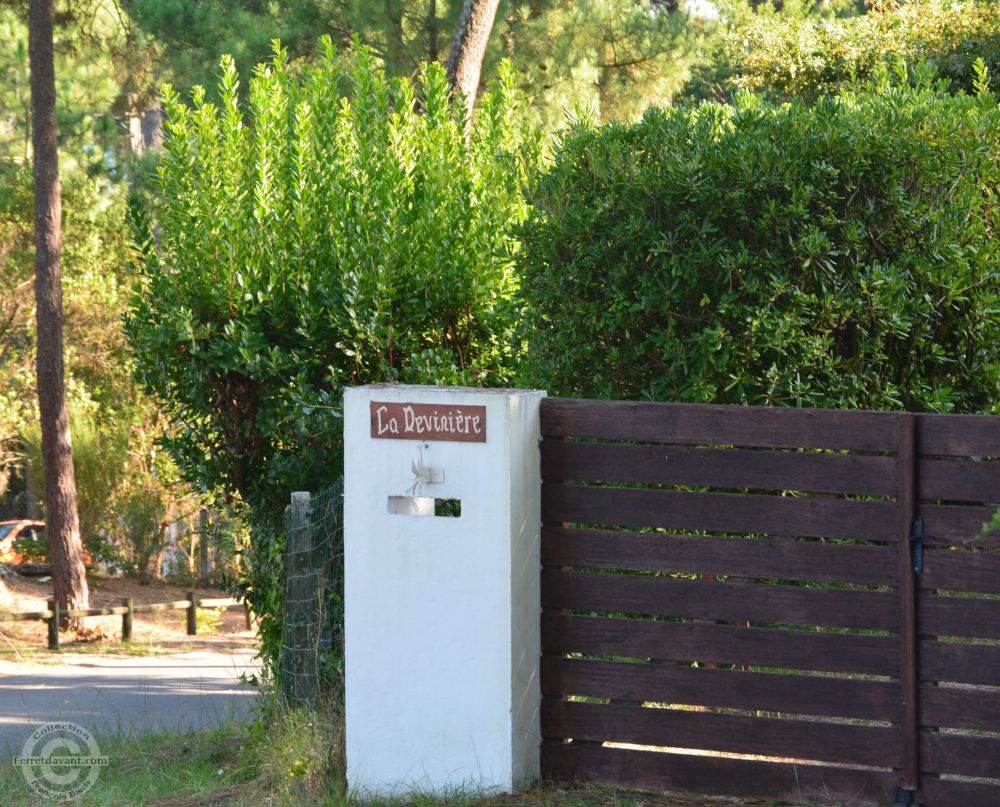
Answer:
[515,64,1000,413]
[196,606,224,635]
[23,411,130,544]
[726,0,1000,101]
[0,160,132,457]
[101,487,168,582]
[13,533,48,563]
[125,40,538,672]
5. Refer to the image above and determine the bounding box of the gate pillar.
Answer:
[344,384,545,797]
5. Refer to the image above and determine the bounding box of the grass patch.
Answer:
[0,688,846,807]
[0,721,254,806]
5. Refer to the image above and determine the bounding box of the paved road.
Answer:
[0,651,261,752]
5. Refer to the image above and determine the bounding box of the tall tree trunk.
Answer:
[385,0,406,76]
[30,0,88,631]
[428,0,438,63]
[445,0,502,124]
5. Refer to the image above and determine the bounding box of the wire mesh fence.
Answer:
[280,479,344,709]
[0,491,28,523]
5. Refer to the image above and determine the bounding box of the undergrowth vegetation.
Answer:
[0,687,844,806]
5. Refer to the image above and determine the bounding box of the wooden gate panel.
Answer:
[542,569,897,631]
[918,456,1000,499]
[920,596,1000,639]
[542,745,901,806]
[916,503,1000,546]
[919,549,1000,593]
[918,413,1000,456]
[920,685,1000,732]
[539,396,1000,806]
[542,614,899,676]
[542,485,896,540]
[541,657,901,721]
[542,526,898,586]
[539,398,901,451]
[920,641,1000,686]
[542,441,898,495]
[921,734,1000,779]
[542,699,901,768]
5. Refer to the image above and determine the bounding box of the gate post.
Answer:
[344,385,545,797]
[896,414,920,800]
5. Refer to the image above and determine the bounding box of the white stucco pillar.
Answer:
[344,384,545,797]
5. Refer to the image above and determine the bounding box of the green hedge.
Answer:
[515,65,1000,413]
[125,41,538,676]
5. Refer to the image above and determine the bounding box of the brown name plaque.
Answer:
[370,401,486,442]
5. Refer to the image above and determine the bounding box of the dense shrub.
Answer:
[125,40,538,673]
[23,412,130,560]
[515,65,1000,413]
[727,0,1000,101]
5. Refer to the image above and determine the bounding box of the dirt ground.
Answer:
[0,572,258,667]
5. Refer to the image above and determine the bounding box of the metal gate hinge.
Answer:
[893,786,914,806]
[910,517,937,576]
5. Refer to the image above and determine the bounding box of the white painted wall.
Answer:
[344,385,545,797]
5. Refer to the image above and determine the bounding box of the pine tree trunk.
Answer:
[30,0,88,631]
[445,0,502,124]
[428,0,439,63]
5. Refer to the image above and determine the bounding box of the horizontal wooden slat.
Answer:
[542,614,898,676]
[920,640,1000,686]
[918,503,1000,547]
[131,600,193,613]
[920,594,1000,640]
[542,527,897,587]
[540,398,901,451]
[920,547,1000,593]
[917,777,1000,807]
[542,700,899,768]
[541,441,897,496]
[541,657,900,722]
[543,485,897,541]
[923,732,1000,779]
[919,413,1000,458]
[920,457,1000,502]
[63,606,130,618]
[0,610,54,622]
[197,598,240,608]
[543,570,897,631]
[921,683,1000,732]
[543,743,1000,807]
[541,744,899,806]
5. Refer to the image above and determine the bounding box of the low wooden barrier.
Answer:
[0,591,251,649]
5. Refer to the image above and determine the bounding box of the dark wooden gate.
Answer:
[539,398,1000,807]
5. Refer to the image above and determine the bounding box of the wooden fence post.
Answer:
[283,491,312,707]
[199,508,210,588]
[47,599,59,650]
[186,590,198,636]
[121,597,133,642]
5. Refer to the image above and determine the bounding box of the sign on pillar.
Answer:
[344,385,546,797]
